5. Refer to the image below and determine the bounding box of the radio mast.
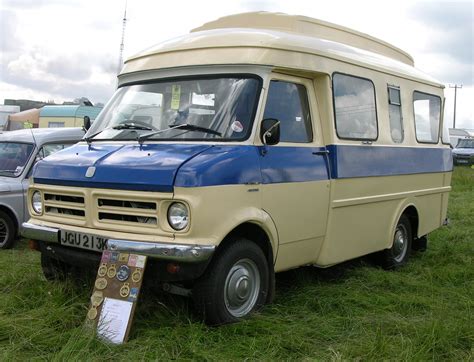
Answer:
[117,1,128,75]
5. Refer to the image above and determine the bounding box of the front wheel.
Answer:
[379,215,412,269]
[192,239,269,325]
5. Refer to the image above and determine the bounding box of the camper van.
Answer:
[22,12,452,325]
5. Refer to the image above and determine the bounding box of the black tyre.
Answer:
[41,252,71,281]
[0,210,15,249]
[192,239,269,325]
[380,215,412,269]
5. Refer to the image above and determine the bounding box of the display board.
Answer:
[86,250,147,344]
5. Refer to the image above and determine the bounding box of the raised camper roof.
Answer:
[122,12,441,87]
[191,12,414,66]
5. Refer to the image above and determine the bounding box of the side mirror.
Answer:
[260,118,280,146]
[83,116,91,131]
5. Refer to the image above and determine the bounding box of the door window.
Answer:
[263,80,313,143]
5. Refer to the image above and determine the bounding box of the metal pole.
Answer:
[449,84,462,129]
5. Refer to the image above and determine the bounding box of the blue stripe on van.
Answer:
[326,145,453,179]
[33,144,452,191]
[174,146,330,187]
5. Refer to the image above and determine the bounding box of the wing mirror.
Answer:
[260,118,280,146]
[83,116,91,131]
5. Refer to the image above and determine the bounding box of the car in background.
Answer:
[448,128,474,148]
[452,137,474,166]
[0,128,85,248]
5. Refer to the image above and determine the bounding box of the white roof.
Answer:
[123,12,442,87]
[192,12,414,66]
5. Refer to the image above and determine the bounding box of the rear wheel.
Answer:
[192,239,269,325]
[0,210,15,249]
[380,215,412,269]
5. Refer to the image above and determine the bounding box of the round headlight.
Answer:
[167,202,189,230]
[32,191,43,214]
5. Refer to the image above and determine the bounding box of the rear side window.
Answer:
[333,73,378,140]
[263,80,313,143]
[388,86,404,143]
[413,91,441,143]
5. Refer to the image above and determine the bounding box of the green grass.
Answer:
[1,167,473,360]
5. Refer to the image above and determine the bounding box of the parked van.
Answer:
[22,12,452,325]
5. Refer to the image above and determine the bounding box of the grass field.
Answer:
[0,167,472,360]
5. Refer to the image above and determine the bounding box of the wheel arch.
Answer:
[212,220,277,304]
[219,222,275,266]
[387,201,419,249]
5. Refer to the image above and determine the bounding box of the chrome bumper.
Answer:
[21,222,215,263]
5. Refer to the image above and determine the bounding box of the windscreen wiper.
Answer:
[112,122,153,131]
[138,123,221,144]
[84,122,153,144]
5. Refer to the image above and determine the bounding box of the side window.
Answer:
[388,86,404,143]
[333,73,378,140]
[263,80,313,143]
[413,91,441,143]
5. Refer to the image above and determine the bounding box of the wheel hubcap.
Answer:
[0,219,8,246]
[393,224,408,262]
[224,258,260,317]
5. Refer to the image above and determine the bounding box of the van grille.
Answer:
[98,212,157,224]
[95,197,159,227]
[38,189,163,230]
[97,199,156,210]
[44,192,85,220]
[45,206,85,217]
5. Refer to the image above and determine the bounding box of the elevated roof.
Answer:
[191,12,414,66]
[123,12,441,87]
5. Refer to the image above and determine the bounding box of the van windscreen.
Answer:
[85,75,261,142]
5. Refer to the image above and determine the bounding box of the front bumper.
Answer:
[21,222,215,263]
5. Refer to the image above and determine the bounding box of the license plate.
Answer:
[59,230,108,252]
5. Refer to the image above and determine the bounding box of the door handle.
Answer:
[312,150,330,156]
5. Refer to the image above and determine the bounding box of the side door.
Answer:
[258,74,330,271]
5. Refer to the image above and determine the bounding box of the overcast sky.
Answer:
[0,0,473,128]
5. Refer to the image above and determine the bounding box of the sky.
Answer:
[0,0,473,129]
